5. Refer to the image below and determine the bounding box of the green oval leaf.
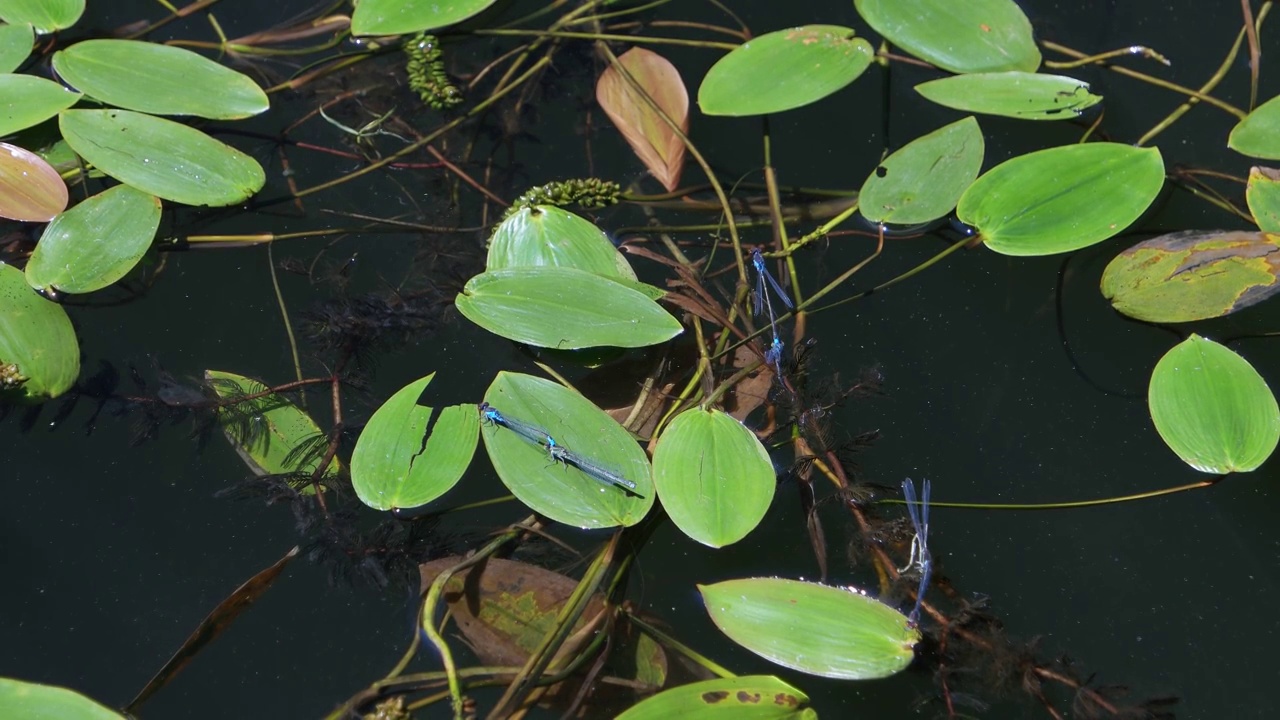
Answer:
[1149,334,1280,474]
[59,109,266,207]
[0,0,83,34]
[351,374,479,511]
[0,75,81,136]
[855,0,1040,74]
[698,26,873,116]
[351,0,499,36]
[957,143,1164,256]
[1101,230,1280,323]
[0,140,66,221]
[860,116,984,225]
[481,372,654,529]
[0,263,78,403]
[0,677,125,720]
[26,185,161,294]
[52,40,268,120]
[652,408,774,547]
[0,22,34,72]
[700,578,920,680]
[1230,94,1280,160]
[1246,166,1280,233]
[616,675,815,720]
[455,266,682,349]
[487,205,635,279]
[915,72,1101,120]
[205,370,342,482]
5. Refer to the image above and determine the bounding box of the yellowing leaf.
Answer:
[596,48,688,192]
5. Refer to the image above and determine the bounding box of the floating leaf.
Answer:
[0,75,80,136]
[26,185,161,294]
[915,72,1100,120]
[0,263,78,403]
[0,140,66,221]
[1149,335,1280,474]
[597,47,688,192]
[652,407,774,547]
[0,677,124,720]
[1246,166,1280,233]
[854,0,1040,74]
[957,143,1164,256]
[487,205,636,280]
[1101,230,1280,323]
[455,267,682,350]
[53,40,268,120]
[0,0,84,33]
[859,116,984,225]
[616,675,814,720]
[0,22,34,72]
[351,0,498,35]
[59,109,265,207]
[481,372,654,529]
[205,370,341,482]
[700,578,919,680]
[698,26,873,116]
[1230,94,1280,160]
[351,374,478,511]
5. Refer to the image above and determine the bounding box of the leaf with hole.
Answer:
[351,374,478,511]
[860,116,984,225]
[616,675,815,720]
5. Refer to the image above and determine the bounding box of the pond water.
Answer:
[3,1,1279,718]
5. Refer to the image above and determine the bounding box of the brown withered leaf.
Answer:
[419,556,672,714]
[126,546,300,714]
[596,48,689,192]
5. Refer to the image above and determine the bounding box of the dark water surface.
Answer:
[4,1,1279,718]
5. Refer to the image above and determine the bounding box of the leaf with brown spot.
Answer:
[1101,229,1280,322]
[596,48,689,192]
